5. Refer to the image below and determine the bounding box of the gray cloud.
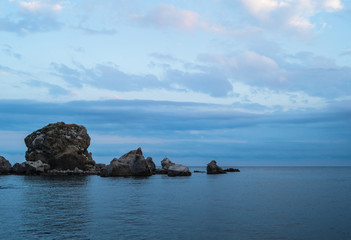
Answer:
[51,62,234,97]
[2,44,22,59]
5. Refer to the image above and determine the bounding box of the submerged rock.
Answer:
[167,164,191,177]
[12,160,50,175]
[0,156,12,174]
[101,148,154,177]
[24,122,95,171]
[207,160,226,174]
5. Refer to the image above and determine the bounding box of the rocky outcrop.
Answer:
[161,158,175,170]
[207,160,226,174]
[146,157,156,173]
[168,164,191,177]
[101,148,154,177]
[0,156,12,174]
[224,168,240,172]
[24,122,95,171]
[12,160,50,175]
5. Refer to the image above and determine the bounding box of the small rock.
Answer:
[0,156,12,175]
[207,160,226,174]
[161,158,175,170]
[168,164,191,177]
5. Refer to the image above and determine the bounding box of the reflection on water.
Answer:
[1,168,351,240]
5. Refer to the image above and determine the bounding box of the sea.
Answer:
[0,167,350,240]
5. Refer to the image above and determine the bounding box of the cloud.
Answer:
[340,49,351,56]
[132,4,226,34]
[51,62,234,97]
[25,79,70,96]
[0,0,67,33]
[19,1,68,13]
[2,44,22,59]
[237,0,343,34]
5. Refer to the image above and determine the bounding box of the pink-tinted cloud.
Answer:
[132,4,226,34]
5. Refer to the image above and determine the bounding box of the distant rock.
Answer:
[167,164,191,177]
[0,156,12,174]
[207,160,226,174]
[224,168,240,172]
[101,148,154,177]
[161,158,175,170]
[146,157,156,173]
[12,160,50,175]
[24,122,95,171]
[193,170,205,173]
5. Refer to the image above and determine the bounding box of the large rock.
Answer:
[146,157,156,173]
[24,122,95,170]
[207,160,226,174]
[12,160,50,175]
[167,164,191,177]
[0,156,12,174]
[101,148,154,177]
[161,158,175,170]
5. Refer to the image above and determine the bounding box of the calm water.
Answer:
[1,167,351,240]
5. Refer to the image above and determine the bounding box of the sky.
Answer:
[0,0,350,166]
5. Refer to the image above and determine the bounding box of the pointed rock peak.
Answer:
[136,147,143,155]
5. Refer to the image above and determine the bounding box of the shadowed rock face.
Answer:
[24,122,95,170]
[0,156,12,174]
[207,160,226,174]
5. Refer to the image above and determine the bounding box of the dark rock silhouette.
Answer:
[0,156,11,174]
[24,122,95,171]
[224,168,240,172]
[207,160,226,174]
[101,148,154,177]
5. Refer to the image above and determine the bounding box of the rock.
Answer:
[161,158,175,170]
[224,168,240,172]
[102,148,153,177]
[146,157,156,173]
[154,168,168,174]
[207,160,226,174]
[0,156,12,174]
[12,160,50,175]
[193,170,205,173]
[167,164,191,177]
[24,122,95,170]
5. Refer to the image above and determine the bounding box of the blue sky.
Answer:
[0,0,350,166]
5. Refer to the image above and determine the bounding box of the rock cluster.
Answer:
[0,156,12,174]
[207,160,226,174]
[2,122,238,177]
[24,122,95,171]
[101,148,154,177]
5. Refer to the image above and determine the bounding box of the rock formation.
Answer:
[224,168,240,172]
[12,160,50,175]
[101,148,154,177]
[167,164,191,177]
[207,160,226,174]
[24,122,95,171]
[0,156,11,174]
[161,158,175,170]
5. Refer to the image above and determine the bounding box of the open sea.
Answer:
[1,167,350,240]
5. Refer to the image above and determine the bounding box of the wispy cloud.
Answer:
[131,4,227,34]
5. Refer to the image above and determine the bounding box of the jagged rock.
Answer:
[24,122,95,170]
[207,160,226,174]
[12,160,50,175]
[224,168,240,172]
[0,156,12,174]
[161,158,175,170]
[101,148,153,177]
[168,164,191,177]
[146,157,156,172]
